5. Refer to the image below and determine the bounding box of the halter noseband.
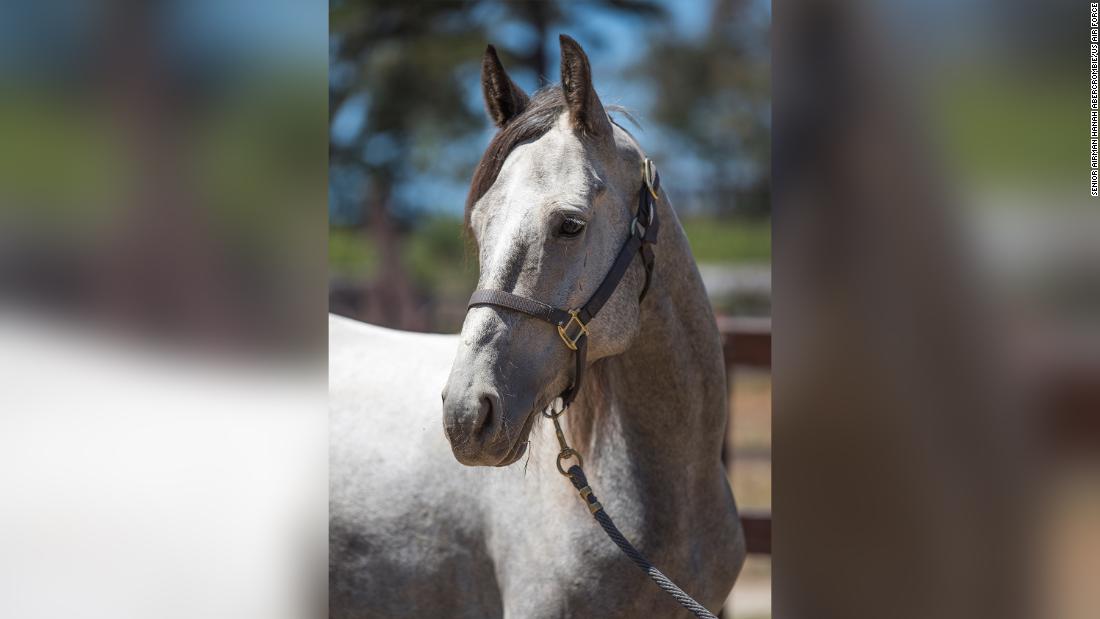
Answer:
[466,159,661,409]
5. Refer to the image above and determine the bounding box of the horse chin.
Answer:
[494,441,527,467]
[493,408,539,467]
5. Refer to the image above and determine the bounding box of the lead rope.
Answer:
[545,401,719,619]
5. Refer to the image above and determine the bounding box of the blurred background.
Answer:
[775,1,1100,618]
[329,1,773,616]
[1,2,327,619]
[0,0,327,354]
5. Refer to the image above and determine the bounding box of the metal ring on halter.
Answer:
[642,158,659,200]
[542,396,566,419]
[556,447,583,477]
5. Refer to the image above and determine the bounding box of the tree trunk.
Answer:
[363,175,424,330]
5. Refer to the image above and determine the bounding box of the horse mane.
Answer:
[464,86,637,236]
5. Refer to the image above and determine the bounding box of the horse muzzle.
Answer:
[441,383,538,467]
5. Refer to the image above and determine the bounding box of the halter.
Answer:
[466,158,661,411]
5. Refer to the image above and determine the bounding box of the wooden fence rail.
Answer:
[719,317,772,556]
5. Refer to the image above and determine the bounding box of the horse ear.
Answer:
[559,34,612,137]
[481,45,529,128]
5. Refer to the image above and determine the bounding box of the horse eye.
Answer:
[559,217,586,237]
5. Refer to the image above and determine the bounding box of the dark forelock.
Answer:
[465,87,567,231]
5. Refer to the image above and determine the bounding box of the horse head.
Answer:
[441,36,651,467]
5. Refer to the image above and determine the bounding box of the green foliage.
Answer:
[329,227,378,279]
[0,90,126,220]
[681,217,771,264]
[402,216,478,293]
[935,69,1080,185]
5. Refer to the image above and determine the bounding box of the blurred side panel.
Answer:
[0,0,326,353]
[0,1,328,618]
[775,0,1099,617]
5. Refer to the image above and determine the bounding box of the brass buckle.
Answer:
[643,158,659,200]
[556,310,588,350]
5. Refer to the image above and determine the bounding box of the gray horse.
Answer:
[330,36,745,618]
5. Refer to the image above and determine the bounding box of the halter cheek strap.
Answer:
[467,159,661,408]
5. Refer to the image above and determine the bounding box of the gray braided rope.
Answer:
[567,465,718,619]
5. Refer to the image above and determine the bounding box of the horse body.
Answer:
[329,320,504,618]
[330,253,743,617]
[329,203,744,617]
[330,35,744,618]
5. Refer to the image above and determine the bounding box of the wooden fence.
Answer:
[719,317,772,555]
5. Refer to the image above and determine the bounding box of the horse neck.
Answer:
[570,196,727,481]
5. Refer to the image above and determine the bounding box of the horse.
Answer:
[330,35,745,618]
